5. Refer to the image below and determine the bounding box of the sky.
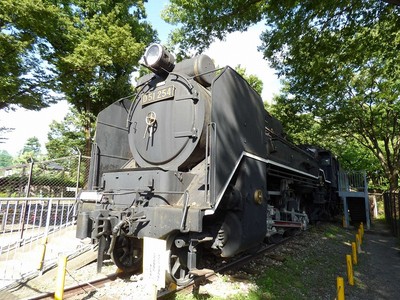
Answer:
[0,1,281,157]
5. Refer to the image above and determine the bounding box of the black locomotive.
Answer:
[76,44,340,285]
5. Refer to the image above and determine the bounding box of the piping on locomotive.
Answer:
[76,44,340,285]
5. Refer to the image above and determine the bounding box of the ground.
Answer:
[345,221,400,299]
[173,219,400,300]
[3,219,400,299]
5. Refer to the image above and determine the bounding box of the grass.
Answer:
[172,223,360,300]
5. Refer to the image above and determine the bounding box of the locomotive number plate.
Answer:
[142,85,175,106]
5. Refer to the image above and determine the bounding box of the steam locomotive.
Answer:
[76,44,340,285]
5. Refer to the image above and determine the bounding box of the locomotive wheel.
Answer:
[166,233,193,286]
[111,236,143,273]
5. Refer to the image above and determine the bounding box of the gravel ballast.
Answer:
[5,220,400,299]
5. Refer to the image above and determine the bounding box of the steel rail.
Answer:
[28,228,308,300]
[158,229,306,299]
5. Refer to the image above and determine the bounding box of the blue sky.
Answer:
[144,1,173,43]
[0,2,280,157]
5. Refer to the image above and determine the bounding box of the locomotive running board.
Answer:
[206,151,322,216]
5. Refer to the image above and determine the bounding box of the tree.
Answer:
[53,1,157,154]
[260,1,400,189]
[270,92,388,190]
[56,1,156,101]
[46,108,89,159]
[163,0,400,189]
[12,136,42,164]
[21,137,41,156]
[1,0,156,112]
[162,0,268,54]
[0,0,63,111]
[0,150,13,167]
[1,1,157,154]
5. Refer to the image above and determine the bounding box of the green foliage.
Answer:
[163,0,400,189]
[11,136,43,165]
[162,0,267,54]
[261,1,400,188]
[55,1,157,117]
[270,87,324,146]
[46,107,91,158]
[2,0,158,156]
[0,150,13,167]
[22,137,41,156]
[0,0,64,111]
[0,172,77,197]
[1,0,157,141]
[270,92,389,190]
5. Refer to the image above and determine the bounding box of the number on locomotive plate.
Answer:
[142,85,175,106]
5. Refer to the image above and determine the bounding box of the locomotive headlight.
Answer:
[145,44,162,66]
[143,43,175,74]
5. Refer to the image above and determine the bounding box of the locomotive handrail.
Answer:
[205,124,210,205]
[169,71,195,92]
[265,126,316,160]
[187,67,223,82]
[205,122,217,208]
[180,190,190,233]
[101,190,186,195]
[126,82,150,128]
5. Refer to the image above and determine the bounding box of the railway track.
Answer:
[28,272,124,300]
[27,229,304,299]
[158,233,295,299]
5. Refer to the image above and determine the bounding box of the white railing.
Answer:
[0,197,89,290]
[338,170,368,193]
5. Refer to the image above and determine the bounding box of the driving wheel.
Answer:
[111,236,143,273]
[166,233,193,286]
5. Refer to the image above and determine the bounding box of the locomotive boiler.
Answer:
[76,44,339,285]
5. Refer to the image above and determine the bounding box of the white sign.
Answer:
[143,237,168,289]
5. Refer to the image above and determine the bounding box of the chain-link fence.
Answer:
[0,155,92,290]
[0,155,90,198]
[383,191,400,237]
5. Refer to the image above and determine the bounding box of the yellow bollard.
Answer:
[168,282,177,291]
[346,254,354,286]
[351,242,357,265]
[356,233,361,253]
[37,237,48,272]
[360,222,364,238]
[37,244,47,271]
[337,276,345,300]
[54,255,67,300]
[358,228,362,245]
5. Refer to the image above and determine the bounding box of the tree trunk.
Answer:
[388,170,399,191]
